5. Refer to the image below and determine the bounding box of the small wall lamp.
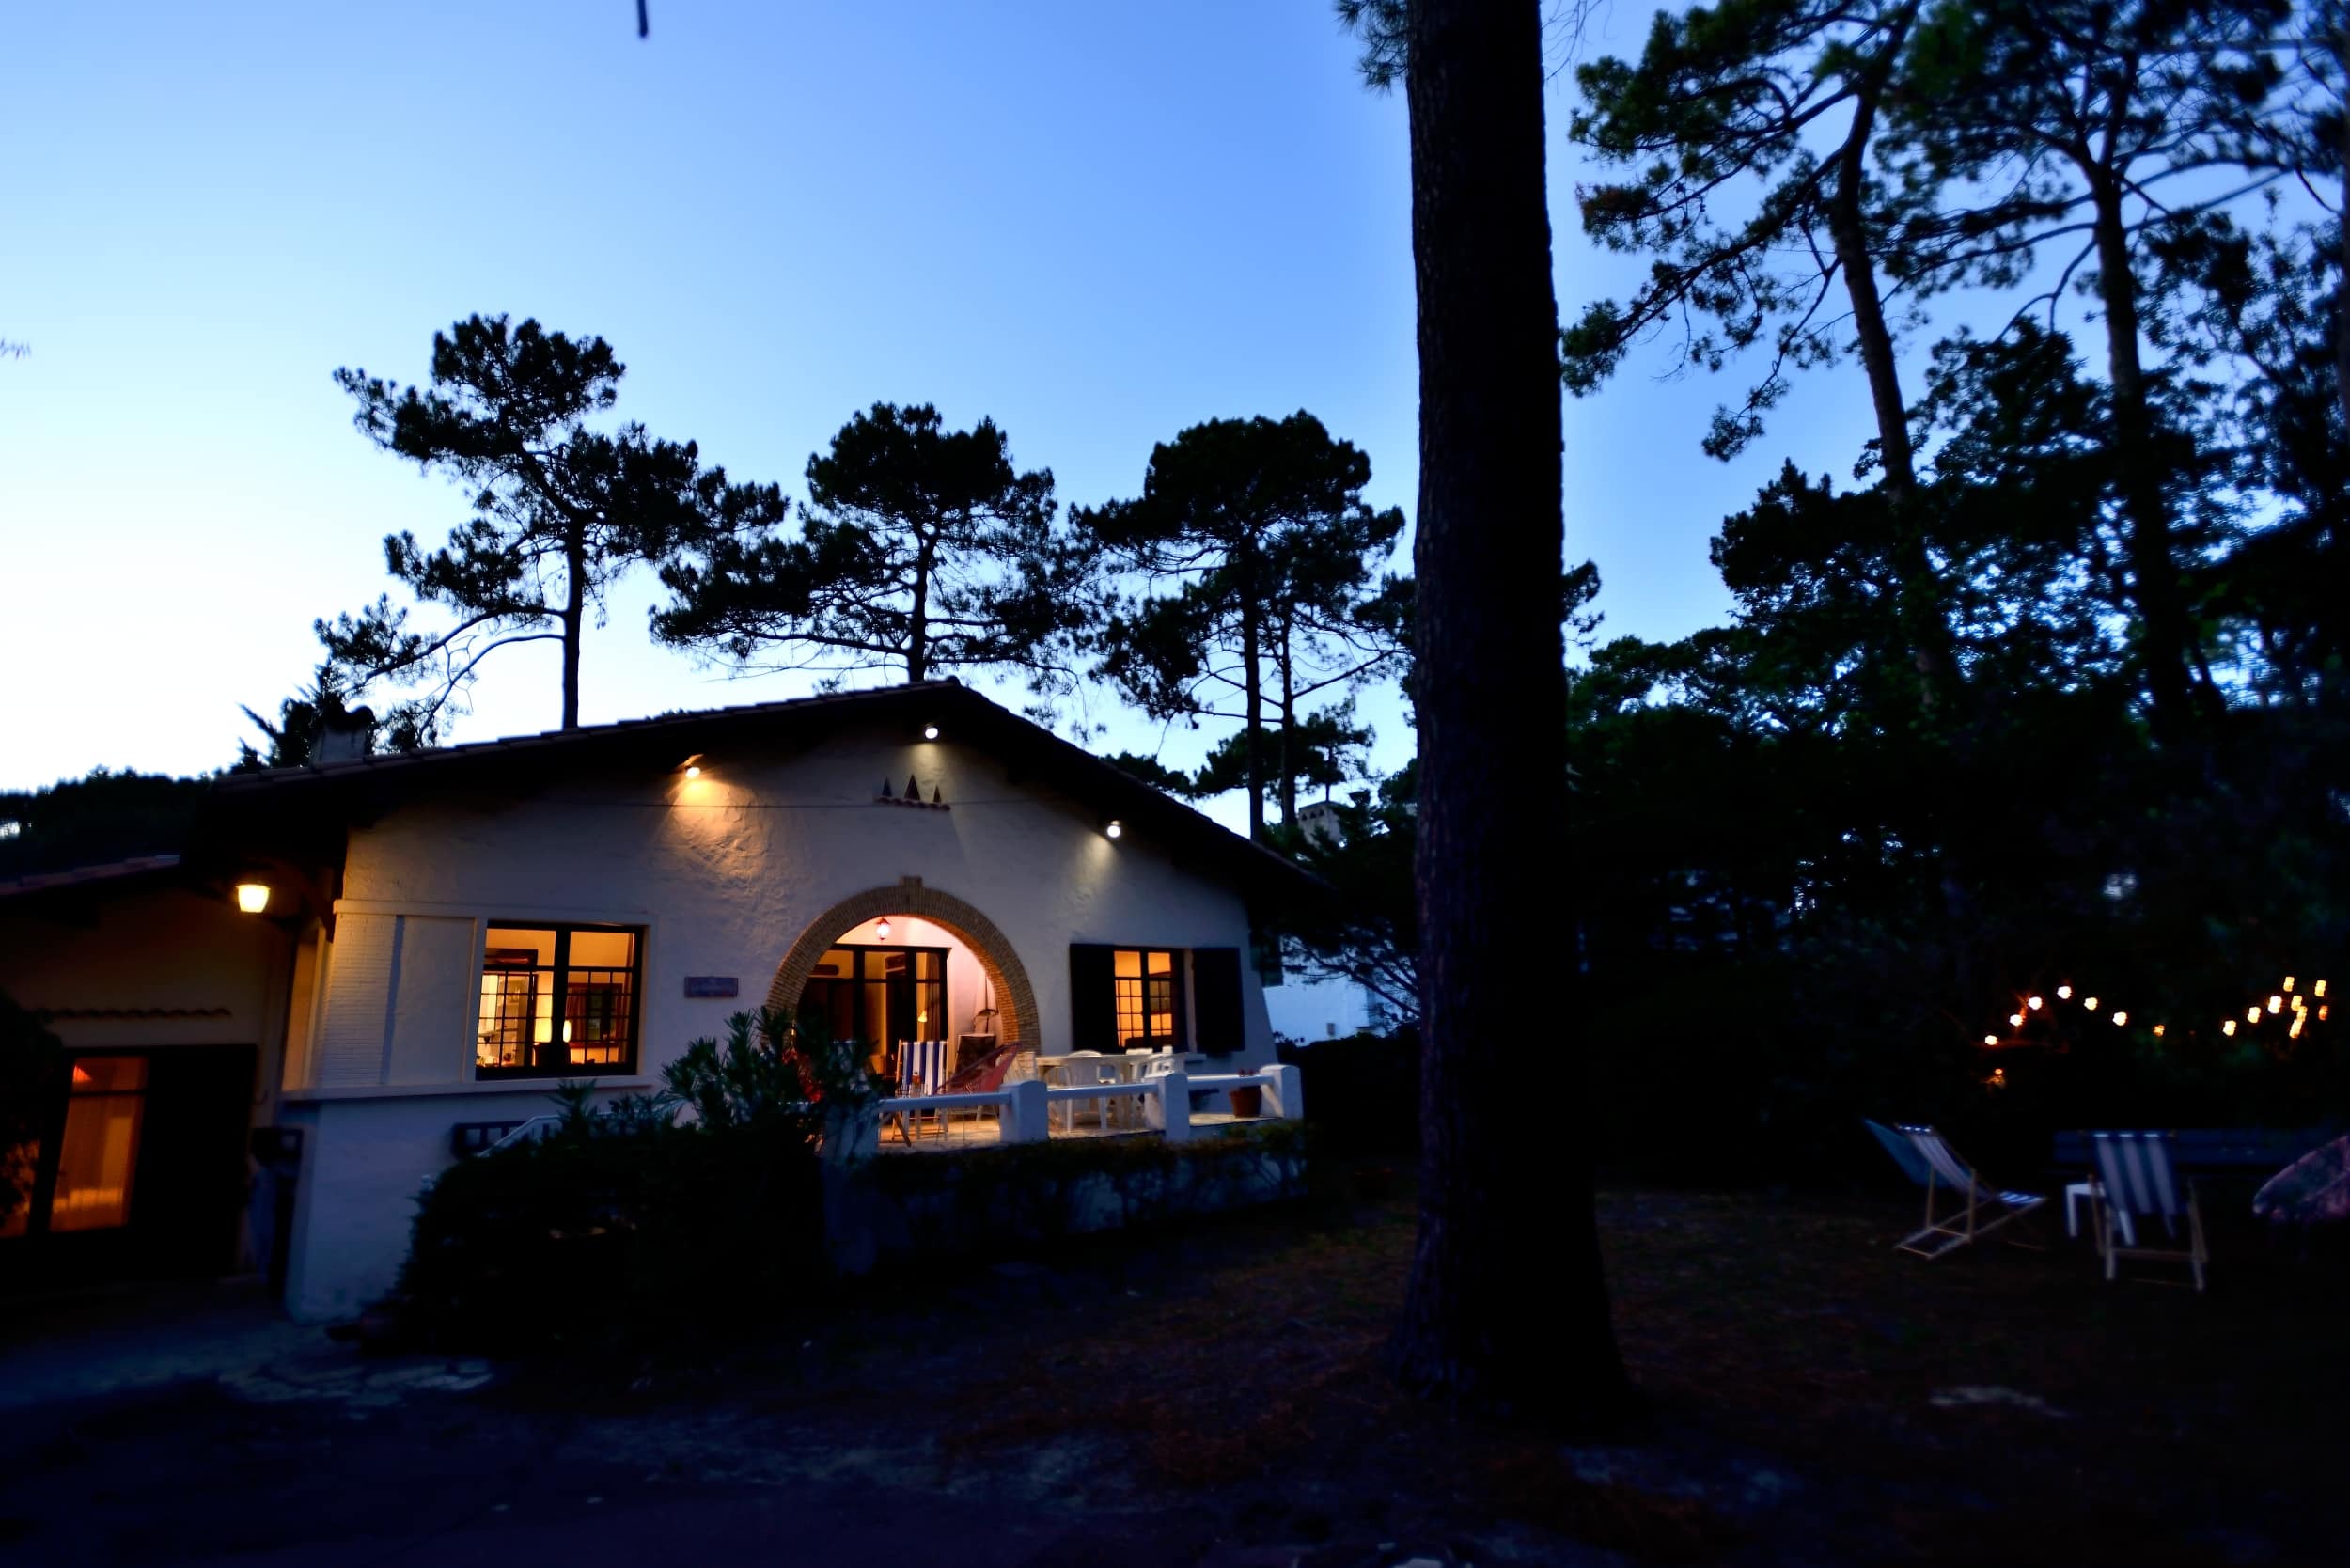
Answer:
[680,752,705,779]
[922,724,940,741]
[235,883,272,915]
[875,917,893,940]
[1104,820,1124,840]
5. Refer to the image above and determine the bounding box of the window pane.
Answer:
[71,1056,148,1094]
[1147,950,1174,978]
[813,949,854,978]
[50,1090,143,1231]
[1113,949,1142,979]
[478,929,554,1071]
[568,929,634,969]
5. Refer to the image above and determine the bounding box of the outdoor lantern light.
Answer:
[235,883,271,915]
[875,917,892,941]
[1104,820,1123,839]
[923,724,940,740]
[2112,1011,2127,1027]
[2057,985,2073,999]
[2028,996,2044,1010]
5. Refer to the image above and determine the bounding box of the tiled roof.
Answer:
[215,681,1324,898]
[0,854,183,901]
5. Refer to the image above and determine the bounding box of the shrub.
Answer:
[1278,1027,1419,1156]
[396,1007,870,1352]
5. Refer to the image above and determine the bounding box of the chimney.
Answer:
[309,707,377,765]
[1298,800,1342,849]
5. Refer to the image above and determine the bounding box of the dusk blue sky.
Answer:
[0,1,1888,824]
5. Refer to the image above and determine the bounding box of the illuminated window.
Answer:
[50,1056,148,1232]
[478,925,641,1076]
[1112,949,1182,1048]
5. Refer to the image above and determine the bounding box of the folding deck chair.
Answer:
[2088,1130,2207,1291]
[1866,1120,2047,1259]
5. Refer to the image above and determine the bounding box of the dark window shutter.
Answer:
[1190,947,1245,1055]
[1069,944,1117,1053]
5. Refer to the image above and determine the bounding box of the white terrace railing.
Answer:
[853,1067,1304,1157]
[467,1066,1305,1160]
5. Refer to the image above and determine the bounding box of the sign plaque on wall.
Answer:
[683,976,740,999]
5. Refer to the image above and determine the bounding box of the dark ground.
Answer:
[3,1174,2345,1566]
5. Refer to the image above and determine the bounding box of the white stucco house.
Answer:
[0,682,1319,1320]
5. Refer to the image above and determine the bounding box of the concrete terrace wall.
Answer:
[278,715,1277,1319]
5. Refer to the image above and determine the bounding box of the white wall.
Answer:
[0,883,290,1117]
[278,716,1277,1318]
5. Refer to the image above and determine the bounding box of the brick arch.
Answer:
[767,877,1036,1046]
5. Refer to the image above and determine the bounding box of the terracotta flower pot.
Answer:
[1228,1084,1263,1120]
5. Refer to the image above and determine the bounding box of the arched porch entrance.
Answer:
[766,877,1037,1053]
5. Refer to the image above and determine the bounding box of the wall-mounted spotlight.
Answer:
[1104,820,1123,840]
[923,724,940,741]
[680,752,705,779]
[235,883,272,915]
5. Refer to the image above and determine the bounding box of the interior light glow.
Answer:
[2269,996,2283,1014]
[2248,1007,2263,1023]
[235,883,271,915]
[2323,1006,2332,1022]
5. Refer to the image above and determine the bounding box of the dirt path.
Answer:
[3,1184,2345,1565]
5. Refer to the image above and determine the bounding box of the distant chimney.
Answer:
[309,707,376,765]
[1298,800,1342,849]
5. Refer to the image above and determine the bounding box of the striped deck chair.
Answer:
[885,1039,952,1144]
[2088,1131,2206,1291]
[1879,1122,2048,1259]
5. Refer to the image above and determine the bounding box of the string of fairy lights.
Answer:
[1982,974,2330,1052]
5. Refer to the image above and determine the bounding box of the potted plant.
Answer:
[1227,1070,1263,1120]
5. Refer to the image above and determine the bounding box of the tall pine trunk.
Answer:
[1388,0,1630,1421]
[1277,627,1299,831]
[1823,9,1952,698]
[1241,571,1267,841]
[908,534,935,682]
[2088,169,2193,738]
[560,525,586,729]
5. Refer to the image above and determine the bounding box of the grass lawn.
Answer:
[757,1170,2350,1563]
[7,1171,2347,1565]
